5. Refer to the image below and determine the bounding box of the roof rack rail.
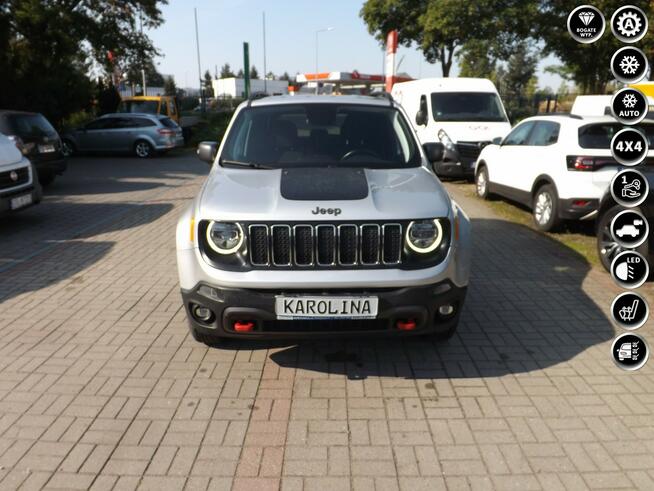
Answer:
[246,92,270,107]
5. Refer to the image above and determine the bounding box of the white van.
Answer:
[392,78,511,179]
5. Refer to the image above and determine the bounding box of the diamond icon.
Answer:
[579,11,595,25]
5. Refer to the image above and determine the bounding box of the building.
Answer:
[212,78,289,98]
[295,71,412,94]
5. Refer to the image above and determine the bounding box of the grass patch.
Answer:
[456,182,600,267]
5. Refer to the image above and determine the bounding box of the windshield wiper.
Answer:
[219,159,274,170]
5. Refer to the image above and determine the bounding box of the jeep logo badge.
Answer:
[311,206,341,216]
[9,171,18,182]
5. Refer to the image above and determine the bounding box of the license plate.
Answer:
[10,194,32,210]
[275,296,378,320]
[39,144,55,153]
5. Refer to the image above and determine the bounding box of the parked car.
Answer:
[392,78,511,179]
[0,133,42,214]
[474,114,654,232]
[0,110,67,186]
[596,175,652,272]
[176,95,472,345]
[61,113,184,158]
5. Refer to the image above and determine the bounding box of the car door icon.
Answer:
[618,343,632,361]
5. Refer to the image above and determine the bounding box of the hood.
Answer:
[0,135,23,167]
[199,166,452,222]
[437,121,511,142]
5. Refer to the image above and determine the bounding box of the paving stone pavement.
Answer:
[0,153,652,491]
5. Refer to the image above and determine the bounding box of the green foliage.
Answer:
[250,66,260,79]
[163,76,177,96]
[203,70,214,98]
[496,43,539,122]
[60,110,94,131]
[360,0,536,76]
[220,63,235,78]
[188,111,233,147]
[0,0,166,125]
[538,0,653,94]
[458,40,496,79]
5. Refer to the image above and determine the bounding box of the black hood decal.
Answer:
[280,167,369,201]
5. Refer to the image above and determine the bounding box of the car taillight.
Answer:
[566,155,597,171]
[158,129,175,136]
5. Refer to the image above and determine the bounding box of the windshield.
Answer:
[220,103,421,169]
[431,92,508,122]
[579,123,654,149]
[118,100,159,114]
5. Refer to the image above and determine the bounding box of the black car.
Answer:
[597,170,653,273]
[0,110,67,186]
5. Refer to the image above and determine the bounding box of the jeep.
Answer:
[176,95,471,345]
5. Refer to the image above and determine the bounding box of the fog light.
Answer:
[396,319,417,331]
[233,321,255,332]
[191,304,214,323]
[439,305,455,316]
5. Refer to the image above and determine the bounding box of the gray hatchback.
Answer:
[61,113,184,158]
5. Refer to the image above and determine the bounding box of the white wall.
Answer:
[212,78,288,98]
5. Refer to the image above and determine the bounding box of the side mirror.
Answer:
[422,142,444,163]
[415,109,427,126]
[197,141,218,164]
[492,136,502,145]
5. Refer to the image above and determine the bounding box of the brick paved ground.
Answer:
[0,153,652,490]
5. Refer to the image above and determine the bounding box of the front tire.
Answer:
[532,184,561,232]
[475,166,491,200]
[190,328,224,347]
[61,139,75,158]
[134,140,153,158]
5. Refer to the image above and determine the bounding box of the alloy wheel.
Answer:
[135,142,151,158]
[534,191,553,226]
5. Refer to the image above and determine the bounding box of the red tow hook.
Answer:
[233,321,255,332]
[396,319,417,331]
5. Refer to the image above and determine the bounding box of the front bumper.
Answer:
[432,146,476,178]
[181,281,467,339]
[0,185,42,213]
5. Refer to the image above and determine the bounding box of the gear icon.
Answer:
[617,11,643,38]
[623,93,638,108]
[620,55,640,75]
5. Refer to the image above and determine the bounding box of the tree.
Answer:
[266,71,276,80]
[250,65,259,79]
[497,42,538,122]
[163,76,177,96]
[126,60,165,90]
[538,0,653,94]
[220,63,235,78]
[279,72,291,81]
[203,70,214,97]
[360,0,536,76]
[236,68,244,78]
[0,0,166,125]
[457,40,496,79]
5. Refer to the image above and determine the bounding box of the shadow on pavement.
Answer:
[0,202,173,302]
[267,218,616,379]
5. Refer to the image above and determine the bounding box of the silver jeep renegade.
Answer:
[176,95,471,345]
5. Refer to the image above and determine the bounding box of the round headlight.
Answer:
[406,219,444,253]
[206,221,244,255]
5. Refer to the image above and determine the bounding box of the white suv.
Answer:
[0,133,41,214]
[474,115,653,231]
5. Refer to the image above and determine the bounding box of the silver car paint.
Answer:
[176,95,471,291]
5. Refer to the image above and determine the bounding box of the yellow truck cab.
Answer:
[117,96,180,124]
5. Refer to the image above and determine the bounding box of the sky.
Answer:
[148,0,563,91]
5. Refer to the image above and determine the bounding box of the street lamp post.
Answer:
[315,27,334,94]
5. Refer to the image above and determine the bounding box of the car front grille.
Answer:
[456,142,482,161]
[0,167,29,191]
[247,222,403,269]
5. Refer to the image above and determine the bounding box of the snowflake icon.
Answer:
[617,11,642,38]
[622,93,638,108]
[620,55,640,75]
